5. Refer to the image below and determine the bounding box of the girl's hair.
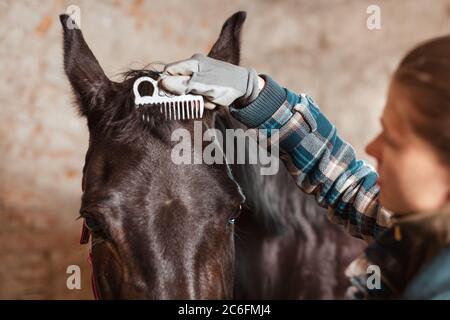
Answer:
[394,35,450,164]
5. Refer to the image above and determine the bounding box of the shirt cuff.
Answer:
[229,75,287,128]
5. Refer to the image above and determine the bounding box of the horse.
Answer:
[60,11,363,299]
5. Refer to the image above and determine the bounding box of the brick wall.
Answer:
[1,0,449,299]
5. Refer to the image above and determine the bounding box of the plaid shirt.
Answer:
[230,75,392,241]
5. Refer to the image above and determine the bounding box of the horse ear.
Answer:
[207,11,246,65]
[60,14,111,117]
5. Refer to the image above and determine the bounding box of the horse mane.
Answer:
[95,68,172,144]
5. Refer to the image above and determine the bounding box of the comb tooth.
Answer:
[142,113,145,122]
[168,103,171,120]
[164,103,168,120]
[174,102,177,120]
[169,102,172,120]
[179,102,182,121]
[160,103,163,114]
[175,102,178,120]
[181,100,185,120]
[179,101,183,120]
[186,101,190,120]
[171,101,178,120]
[171,102,175,120]
[199,99,204,118]
[194,101,198,118]
[196,101,200,119]
[177,101,180,120]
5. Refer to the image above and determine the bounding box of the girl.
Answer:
[161,36,450,299]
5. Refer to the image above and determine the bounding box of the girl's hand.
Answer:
[161,54,262,109]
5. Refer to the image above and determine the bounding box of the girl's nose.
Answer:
[366,133,383,162]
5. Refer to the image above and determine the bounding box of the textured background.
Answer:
[1,0,450,299]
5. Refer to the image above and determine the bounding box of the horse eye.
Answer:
[85,216,100,232]
[228,204,242,225]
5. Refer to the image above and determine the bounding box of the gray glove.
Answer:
[160,53,260,109]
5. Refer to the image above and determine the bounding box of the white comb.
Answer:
[133,76,204,121]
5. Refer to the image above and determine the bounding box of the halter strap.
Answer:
[79,222,100,300]
[206,112,246,204]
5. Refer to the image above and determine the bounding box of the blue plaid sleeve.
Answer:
[230,75,391,240]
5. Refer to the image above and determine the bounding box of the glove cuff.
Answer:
[233,68,260,107]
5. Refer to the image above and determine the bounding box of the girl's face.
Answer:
[365,80,449,215]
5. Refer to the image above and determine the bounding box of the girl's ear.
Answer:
[207,11,246,66]
[60,14,112,117]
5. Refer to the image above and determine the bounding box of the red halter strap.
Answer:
[79,222,101,300]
